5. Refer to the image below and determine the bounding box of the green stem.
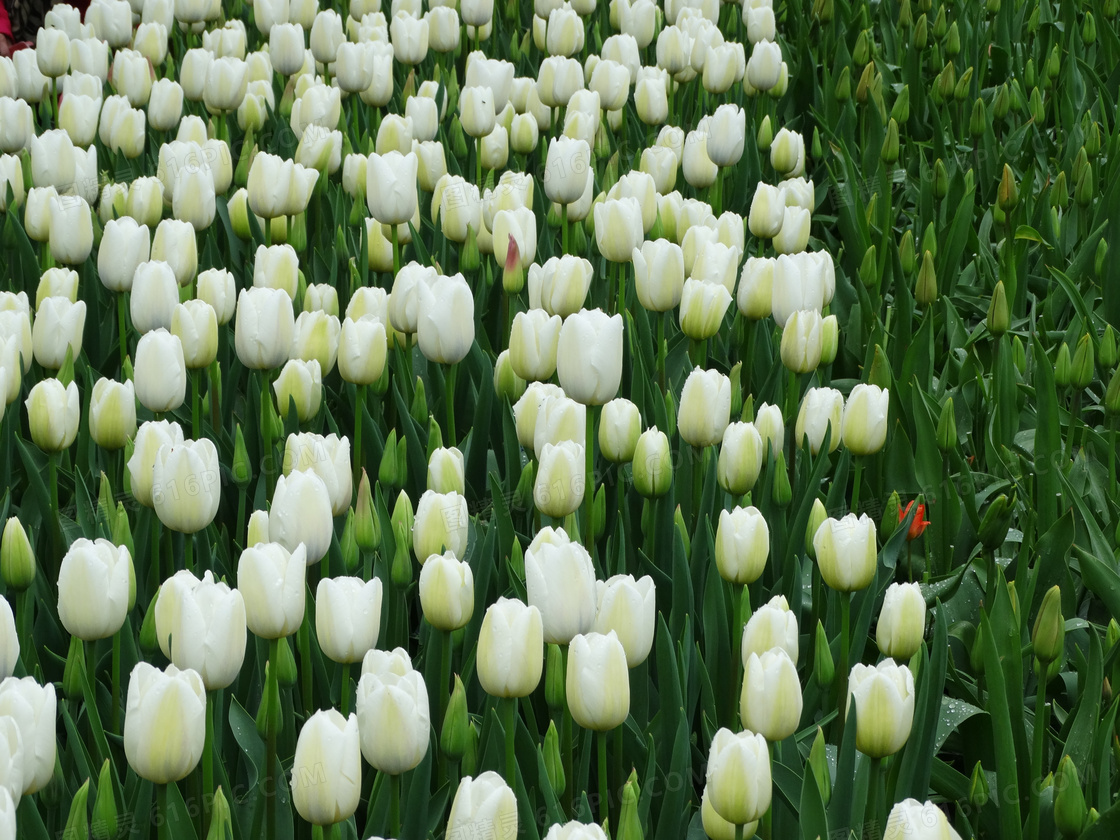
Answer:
[266,638,279,840]
[476,137,483,193]
[191,369,200,439]
[735,825,745,840]
[785,369,799,487]
[585,406,596,550]
[598,729,609,827]
[731,583,745,729]
[298,613,312,713]
[657,311,667,392]
[389,773,401,837]
[851,459,863,515]
[354,383,366,490]
[439,631,451,726]
[203,691,214,832]
[391,224,400,277]
[692,445,704,529]
[111,632,121,733]
[866,757,882,834]
[616,260,626,317]
[341,663,351,717]
[260,371,275,497]
[742,318,757,396]
[504,697,518,788]
[1027,678,1047,840]
[1066,391,1082,465]
[562,648,574,815]
[562,202,569,255]
[445,364,457,445]
[118,293,128,373]
[158,784,171,840]
[184,532,193,572]
[151,513,162,585]
[836,594,851,747]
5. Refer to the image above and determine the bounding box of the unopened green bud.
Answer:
[729,362,743,419]
[410,377,428,425]
[969,761,990,808]
[805,499,828,558]
[592,485,606,542]
[1033,585,1065,665]
[860,244,879,288]
[139,588,160,655]
[379,430,402,487]
[63,635,86,700]
[916,250,938,306]
[953,66,973,101]
[616,769,643,840]
[881,118,900,164]
[1055,342,1073,388]
[543,720,566,797]
[91,759,118,840]
[674,505,691,555]
[812,128,823,161]
[441,674,471,761]
[508,536,524,582]
[868,344,893,389]
[1106,369,1120,416]
[513,461,535,513]
[1,517,35,591]
[820,315,839,364]
[899,0,913,27]
[913,14,928,49]
[856,62,876,105]
[1046,44,1061,81]
[1075,162,1094,208]
[771,453,792,507]
[65,778,91,840]
[1029,86,1045,123]
[812,0,833,23]
[1071,333,1095,390]
[881,491,902,541]
[664,390,677,439]
[970,98,987,137]
[461,721,480,777]
[255,661,281,736]
[921,223,938,261]
[1082,11,1098,44]
[987,281,1009,336]
[426,420,443,462]
[993,84,1010,120]
[391,527,413,588]
[946,21,961,55]
[853,29,872,65]
[899,230,916,274]
[546,643,566,711]
[206,788,232,840]
[834,67,851,103]
[809,727,832,804]
[933,159,949,199]
[986,0,1000,14]
[1096,239,1108,279]
[978,492,1015,552]
[937,62,956,101]
[275,635,298,686]
[1086,808,1100,830]
[1026,59,1037,89]
[998,164,1019,211]
[119,510,136,610]
[1051,171,1068,209]
[937,398,957,452]
[932,6,947,38]
[340,509,359,573]
[354,470,379,552]
[1086,121,1102,158]
[1054,754,1086,838]
[450,116,468,159]
[231,424,251,488]
[459,223,480,271]
[756,114,773,150]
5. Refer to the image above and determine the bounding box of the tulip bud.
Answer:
[881,118,900,164]
[914,249,938,306]
[987,281,1010,337]
[1055,754,1086,838]
[771,451,792,506]
[1,517,35,592]
[1033,585,1065,665]
[1070,333,1094,390]
[998,164,1019,212]
[64,778,91,840]
[811,620,835,688]
[966,761,990,809]
[978,492,1015,552]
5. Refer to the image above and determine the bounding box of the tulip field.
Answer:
[2,0,1120,836]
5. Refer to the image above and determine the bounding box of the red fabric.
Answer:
[0,0,13,40]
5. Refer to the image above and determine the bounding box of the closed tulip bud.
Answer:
[930,399,957,455]
[566,630,629,730]
[876,582,926,661]
[846,659,915,757]
[632,239,685,313]
[632,428,672,497]
[913,249,938,306]
[88,759,118,839]
[130,260,180,335]
[478,597,543,698]
[780,309,824,374]
[419,552,474,631]
[978,492,1015,553]
[814,513,877,592]
[88,378,136,451]
[678,278,732,340]
[149,436,220,534]
[269,469,333,564]
[412,489,468,562]
[132,329,185,413]
[555,308,623,406]
[46,193,93,266]
[841,383,889,455]
[929,159,948,199]
[1055,342,1073,387]
[998,164,1019,212]
[25,376,79,452]
[679,367,732,447]
[809,621,834,689]
[792,387,842,456]
[526,529,596,643]
[154,569,246,690]
[354,648,430,773]
[237,542,306,638]
[706,728,771,825]
[740,595,798,665]
[740,649,802,741]
[287,710,361,827]
[986,281,1010,337]
[98,217,150,293]
[123,663,206,785]
[598,398,641,463]
[57,537,130,640]
[0,518,34,593]
[715,506,770,585]
[798,498,827,560]
[1032,584,1064,665]
[748,183,783,239]
[884,800,961,840]
[1070,333,1094,390]
[314,576,382,665]
[593,574,655,668]
[0,675,52,797]
[1099,325,1118,371]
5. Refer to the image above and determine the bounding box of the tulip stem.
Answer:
[151,515,162,584]
[203,691,215,833]
[731,583,745,728]
[260,372,275,497]
[585,406,596,553]
[265,638,280,840]
[1027,679,1047,840]
[598,729,609,828]
[157,784,171,840]
[340,663,351,717]
[389,772,401,837]
[616,260,627,317]
[835,594,851,746]
[111,632,121,733]
[866,757,882,834]
[184,533,194,572]
[850,459,863,515]
[391,224,400,277]
[503,697,518,788]
[735,825,744,840]
[354,384,367,491]
[445,363,458,445]
[191,370,201,439]
[562,203,569,255]
[117,293,129,372]
[657,312,667,391]
[439,631,451,725]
